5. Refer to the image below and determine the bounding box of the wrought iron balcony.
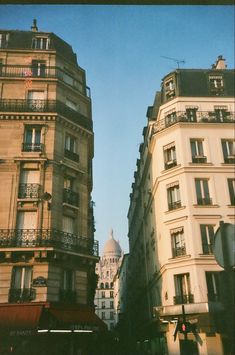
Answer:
[63,188,79,207]
[172,246,186,257]
[202,244,213,255]
[22,142,44,152]
[0,99,92,131]
[153,111,235,133]
[0,64,90,97]
[165,159,177,170]
[0,229,99,256]
[192,155,207,163]
[64,149,80,163]
[18,183,41,199]
[174,294,194,305]
[168,200,182,211]
[8,288,36,303]
[197,197,213,206]
[59,289,77,303]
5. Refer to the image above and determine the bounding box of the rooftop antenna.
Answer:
[161,56,185,69]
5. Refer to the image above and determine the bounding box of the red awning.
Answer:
[0,303,44,330]
[48,304,107,331]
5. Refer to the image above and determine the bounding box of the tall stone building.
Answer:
[94,230,122,331]
[127,56,234,355]
[0,21,104,355]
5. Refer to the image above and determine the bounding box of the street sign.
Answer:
[213,223,235,268]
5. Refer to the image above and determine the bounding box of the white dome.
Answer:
[103,230,122,257]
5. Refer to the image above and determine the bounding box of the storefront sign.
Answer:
[10,330,33,336]
[70,324,98,331]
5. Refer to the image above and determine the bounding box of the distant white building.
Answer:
[95,230,122,331]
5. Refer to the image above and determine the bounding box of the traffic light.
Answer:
[179,321,192,334]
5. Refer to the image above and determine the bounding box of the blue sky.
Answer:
[0,5,234,253]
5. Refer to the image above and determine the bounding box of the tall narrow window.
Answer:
[63,177,79,207]
[32,60,46,77]
[200,225,214,254]
[64,134,79,163]
[18,170,40,199]
[171,228,186,257]
[9,266,33,302]
[27,91,45,111]
[0,33,9,48]
[165,111,177,127]
[209,75,224,94]
[174,273,193,304]
[16,211,37,246]
[164,143,177,169]
[62,215,74,235]
[167,183,181,210]
[195,179,212,205]
[228,179,235,206]
[22,126,42,152]
[60,269,76,303]
[186,108,197,122]
[206,272,220,302]
[190,139,207,163]
[221,140,235,164]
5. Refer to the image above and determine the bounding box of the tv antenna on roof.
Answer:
[161,56,185,69]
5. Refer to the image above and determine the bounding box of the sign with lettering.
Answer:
[32,276,47,287]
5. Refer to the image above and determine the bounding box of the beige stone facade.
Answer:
[0,25,98,314]
[127,57,235,355]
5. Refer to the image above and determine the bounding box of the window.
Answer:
[221,140,235,164]
[200,225,214,254]
[63,177,79,207]
[66,98,78,112]
[171,228,186,257]
[165,111,177,126]
[32,37,50,50]
[32,60,46,77]
[110,311,114,320]
[18,170,40,199]
[0,33,9,48]
[164,143,177,169]
[195,179,212,205]
[105,282,109,288]
[186,108,197,122]
[101,312,105,320]
[228,179,235,205]
[190,139,207,163]
[64,134,79,163]
[101,291,105,298]
[209,75,224,93]
[60,269,76,303]
[22,126,42,152]
[110,291,114,298]
[27,91,45,111]
[206,272,220,301]
[9,266,33,302]
[62,215,74,235]
[110,301,114,309]
[167,183,181,210]
[100,283,104,289]
[174,273,193,304]
[16,211,37,246]
[214,108,229,122]
[165,78,175,99]
[102,301,105,309]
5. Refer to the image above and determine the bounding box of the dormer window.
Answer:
[32,37,50,50]
[0,33,9,48]
[165,77,175,99]
[209,75,224,94]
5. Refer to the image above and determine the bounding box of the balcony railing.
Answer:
[22,142,44,152]
[59,289,77,303]
[165,159,177,170]
[224,156,235,164]
[18,183,41,199]
[197,197,213,206]
[172,246,186,257]
[0,229,99,256]
[192,155,207,163]
[174,294,194,305]
[168,200,182,211]
[0,99,92,131]
[0,65,90,97]
[8,288,36,303]
[63,188,79,207]
[153,111,235,133]
[202,244,213,255]
[64,149,80,163]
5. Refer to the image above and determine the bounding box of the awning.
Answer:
[47,304,107,331]
[0,303,107,333]
[0,303,44,330]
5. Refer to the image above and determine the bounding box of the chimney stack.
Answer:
[31,19,38,32]
[214,55,227,70]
